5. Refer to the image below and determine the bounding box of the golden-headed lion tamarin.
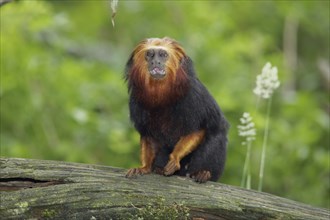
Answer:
[125,37,229,183]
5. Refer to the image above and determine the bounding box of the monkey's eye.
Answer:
[159,50,168,58]
[146,50,155,59]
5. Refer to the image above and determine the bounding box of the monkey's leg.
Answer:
[126,137,156,178]
[164,130,205,176]
[188,132,227,183]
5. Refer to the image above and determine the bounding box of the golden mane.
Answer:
[127,37,189,108]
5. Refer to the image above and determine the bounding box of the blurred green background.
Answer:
[1,0,329,208]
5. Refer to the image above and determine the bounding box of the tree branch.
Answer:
[1,158,329,220]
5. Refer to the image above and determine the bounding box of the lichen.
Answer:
[128,197,190,220]
[12,201,29,216]
[42,209,57,218]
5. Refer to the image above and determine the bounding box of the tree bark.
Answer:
[0,158,329,220]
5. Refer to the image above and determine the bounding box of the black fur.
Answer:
[126,56,229,182]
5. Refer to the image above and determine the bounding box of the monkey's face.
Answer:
[145,48,169,79]
[126,37,190,107]
[129,38,186,82]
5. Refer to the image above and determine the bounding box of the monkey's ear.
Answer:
[124,52,135,80]
[180,56,196,78]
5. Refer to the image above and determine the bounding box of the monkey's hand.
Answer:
[163,156,180,176]
[126,167,151,178]
[164,130,205,176]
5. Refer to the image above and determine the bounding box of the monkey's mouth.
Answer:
[149,67,166,79]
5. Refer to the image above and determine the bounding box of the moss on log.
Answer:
[0,158,329,220]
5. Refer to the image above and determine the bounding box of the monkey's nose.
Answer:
[151,60,162,66]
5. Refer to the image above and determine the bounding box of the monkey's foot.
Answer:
[164,159,180,176]
[191,170,211,183]
[125,167,151,178]
[153,167,165,175]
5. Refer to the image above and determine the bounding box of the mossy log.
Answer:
[0,158,329,220]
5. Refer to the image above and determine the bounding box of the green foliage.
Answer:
[1,0,329,208]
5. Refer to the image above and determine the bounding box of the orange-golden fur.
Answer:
[128,38,189,108]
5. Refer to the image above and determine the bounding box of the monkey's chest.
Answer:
[146,110,184,146]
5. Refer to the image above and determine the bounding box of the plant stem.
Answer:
[258,97,272,191]
[241,153,248,187]
[246,141,252,189]
[241,141,252,189]
[255,96,261,111]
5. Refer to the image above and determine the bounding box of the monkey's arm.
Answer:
[164,130,205,176]
[126,137,156,178]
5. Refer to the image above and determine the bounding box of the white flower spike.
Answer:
[237,112,256,145]
[253,62,280,99]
